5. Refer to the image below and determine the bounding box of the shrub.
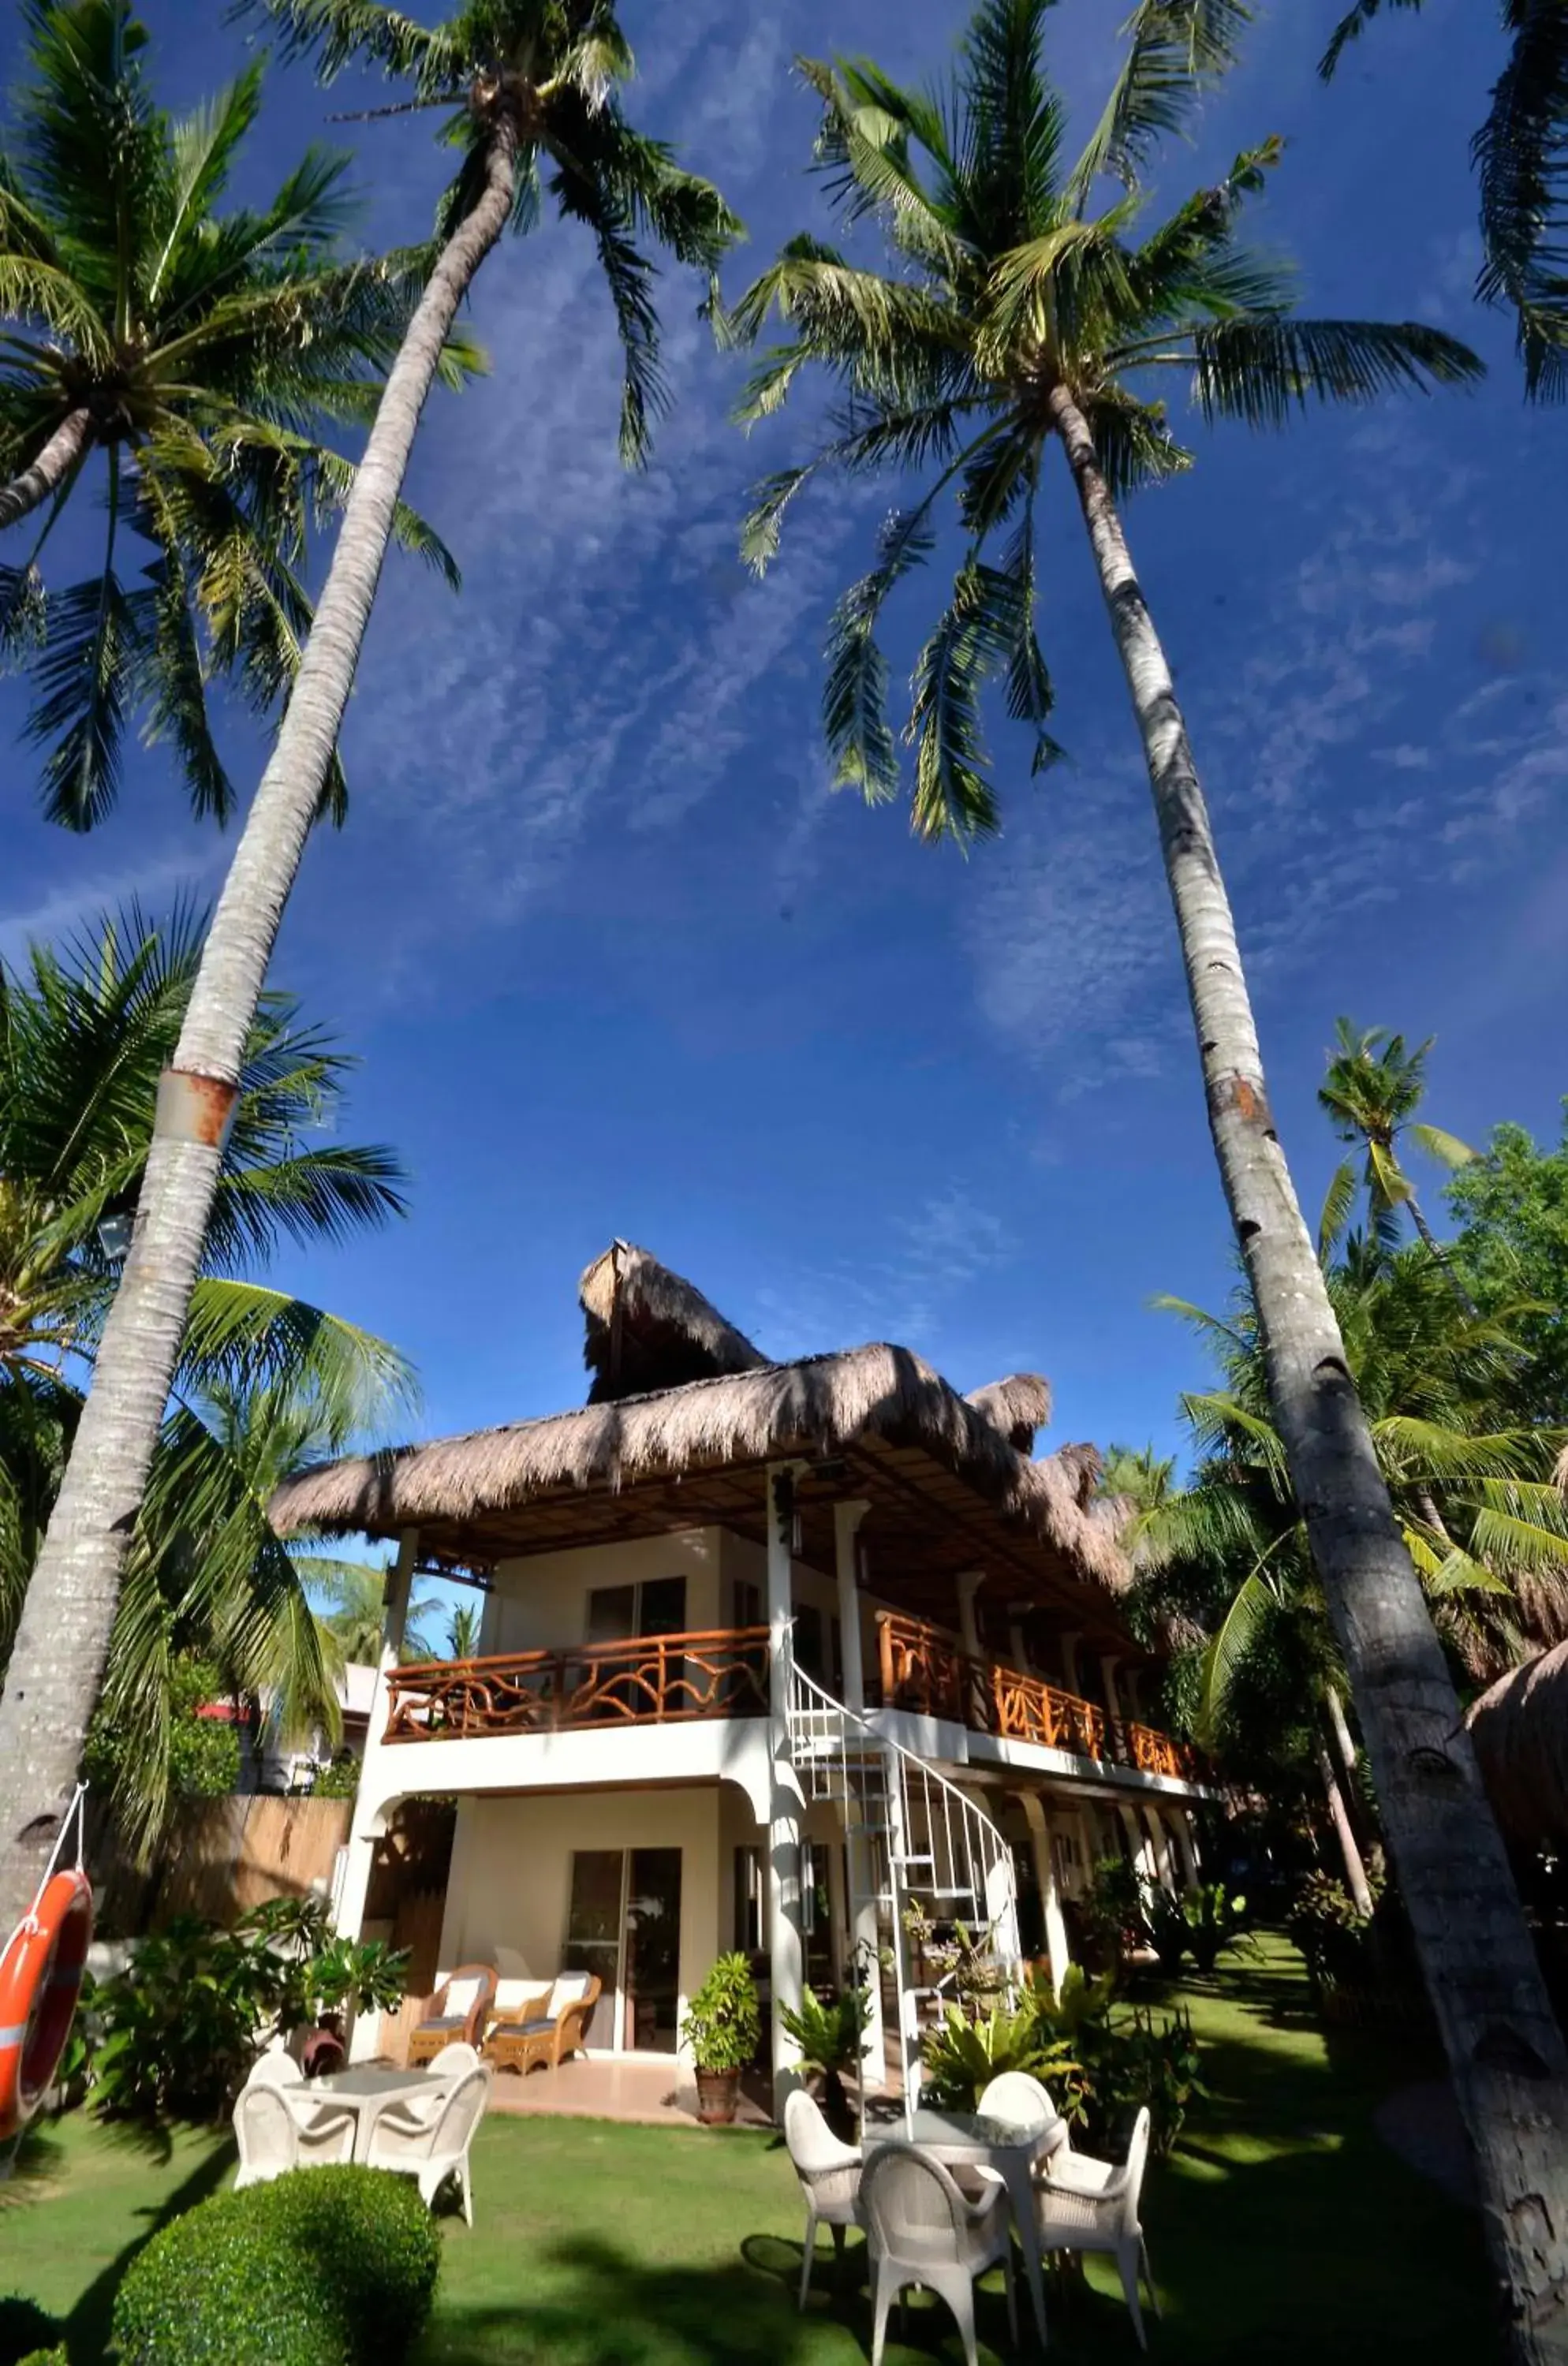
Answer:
[781,1984,869,2136]
[94,1902,408,2121]
[681,1954,760,2072]
[920,1996,1078,2111]
[1180,1883,1252,1976]
[1143,1884,1190,1976]
[112,2165,441,2366]
[0,2297,64,2364]
[1029,1967,1206,2159]
[17,2349,68,2366]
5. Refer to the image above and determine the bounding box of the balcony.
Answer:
[383,1625,770,1741]
[874,1612,1198,1782]
[378,1614,1197,1786]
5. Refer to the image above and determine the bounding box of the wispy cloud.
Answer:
[752,1185,1017,1360]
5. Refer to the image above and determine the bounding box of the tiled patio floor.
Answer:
[481,2053,775,2129]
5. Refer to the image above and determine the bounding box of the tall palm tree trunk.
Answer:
[0,407,91,533]
[1406,1189,1482,1315]
[1317,1736,1376,1915]
[0,123,518,1934]
[1047,381,1568,2360]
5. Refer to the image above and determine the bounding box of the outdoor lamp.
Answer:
[97,1212,133,1261]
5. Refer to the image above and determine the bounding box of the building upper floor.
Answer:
[271,1241,1201,1800]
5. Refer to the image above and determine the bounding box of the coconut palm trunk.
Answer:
[1046,380,1568,2353]
[1316,1737,1376,1916]
[0,406,90,532]
[0,121,517,1931]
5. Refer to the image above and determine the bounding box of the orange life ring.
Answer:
[0,1868,92,2143]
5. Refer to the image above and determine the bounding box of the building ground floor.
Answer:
[350,1764,1201,2081]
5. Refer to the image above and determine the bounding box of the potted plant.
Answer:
[780,1981,869,2140]
[681,1953,760,2124]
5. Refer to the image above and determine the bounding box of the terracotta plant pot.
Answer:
[694,2068,741,2125]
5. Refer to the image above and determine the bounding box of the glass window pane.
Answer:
[587,1587,636,1643]
[626,1848,682,2053]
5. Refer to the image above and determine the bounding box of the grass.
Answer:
[0,1938,1496,2366]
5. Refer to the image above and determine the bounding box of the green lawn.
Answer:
[0,1939,1497,2366]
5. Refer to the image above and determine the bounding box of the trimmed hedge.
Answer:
[112,2166,442,2366]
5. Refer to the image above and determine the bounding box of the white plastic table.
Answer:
[286,2066,443,2164]
[865,2104,1067,2347]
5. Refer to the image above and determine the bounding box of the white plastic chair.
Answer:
[857,2143,1017,2366]
[426,2040,481,2077]
[783,2088,862,2308]
[1033,2105,1158,2350]
[977,2070,1055,2133]
[245,2052,304,2090]
[365,2063,490,2224]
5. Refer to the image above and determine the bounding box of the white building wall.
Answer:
[481,1528,725,1654]
[435,1784,729,2051]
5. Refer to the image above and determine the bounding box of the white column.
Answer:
[1007,1616,1029,1672]
[1060,1630,1082,1694]
[1173,1810,1200,1890]
[1099,1655,1122,1722]
[955,1569,984,1659]
[338,1528,420,1957]
[765,1465,805,2110]
[1018,1794,1070,1998]
[833,1500,870,1712]
[1144,1807,1178,1895]
[1118,1802,1157,1886]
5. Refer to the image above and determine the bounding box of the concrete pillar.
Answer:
[1099,1655,1122,1721]
[766,1465,806,2110]
[1019,1794,1070,1997]
[1118,1802,1156,1886]
[1173,1810,1200,1890]
[1144,1807,1178,1895]
[834,1500,871,1712]
[1007,1615,1029,1672]
[1061,1630,1082,1694]
[338,1528,420,1969]
[825,1827,847,1976]
[955,1569,984,1659]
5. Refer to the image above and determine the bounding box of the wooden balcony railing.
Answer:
[383,1626,770,1743]
[875,1612,1197,1782]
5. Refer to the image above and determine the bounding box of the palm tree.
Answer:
[0,909,416,1855]
[0,0,465,828]
[1320,0,1568,398]
[307,1554,438,1665]
[446,1599,481,1659]
[731,4,1568,2339]
[0,1,737,1942]
[1318,1018,1477,1291]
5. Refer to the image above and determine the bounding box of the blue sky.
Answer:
[3,0,1564,1543]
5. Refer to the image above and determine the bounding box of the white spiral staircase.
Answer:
[786,1649,1021,2133]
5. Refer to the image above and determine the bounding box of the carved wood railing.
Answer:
[875,1612,1197,1780]
[383,1625,770,1743]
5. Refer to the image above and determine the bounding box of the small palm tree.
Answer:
[732,4,1568,2334]
[0,0,737,1943]
[1320,0,1568,397]
[0,0,463,827]
[0,909,416,1856]
[306,1554,438,1665]
[1318,1018,1475,1265]
[446,1599,481,1659]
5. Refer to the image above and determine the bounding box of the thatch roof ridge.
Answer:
[270,1341,1127,1592]
[964,1374,1052,1454]
[1465,1640,1568,1844]
[579,1240,764,1401]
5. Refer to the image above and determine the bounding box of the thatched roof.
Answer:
[271,1341,1129,1600]
[1465,1641,1568,1845]
[580,1241,765,1402]
[964,1375,1052,1454]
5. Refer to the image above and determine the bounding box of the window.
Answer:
[734,1844,764,1957]
[734,1578,762,1631]
[586,1577,687,1641]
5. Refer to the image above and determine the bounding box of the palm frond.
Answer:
[26,565,151,830]
[908,561,1023,842]
[1188,316,1484,424]
[232,0,461,97]
[1066,0,1252,211]
[176,1279,416,1435]
[1406,1121,1476,1169]
[1320,0,1424,81]
[1318,1159,1359,1265]
[823,505,936,800]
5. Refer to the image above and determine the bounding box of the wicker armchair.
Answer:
[483,1972,600,2076]
[405,1964,497,2069]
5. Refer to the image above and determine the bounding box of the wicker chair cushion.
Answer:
[517,2018,555,2036]
[545,1972,592,2017]
[418,2015,468,2035]
[444,1977,484,2017]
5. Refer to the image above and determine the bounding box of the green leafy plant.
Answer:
[112,2164,440,2365]
[920,1995,1078,2113]
[1286,1867,1389,1997]
[1182,1882,1253,1976]
[1143,1884,1190,1976]
[780,1983,869,2139]
[681,1954,760,2074]
[93,1901,408,2120]
[1080,1858,1150,1969]
[308,1749,363,1799]
[1074,2001,1208,2162]
[0,2297,65,2364]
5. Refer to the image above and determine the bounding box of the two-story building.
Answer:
[269,1242,1206,2113]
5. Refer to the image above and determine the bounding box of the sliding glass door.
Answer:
[564,1847,683,2053]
